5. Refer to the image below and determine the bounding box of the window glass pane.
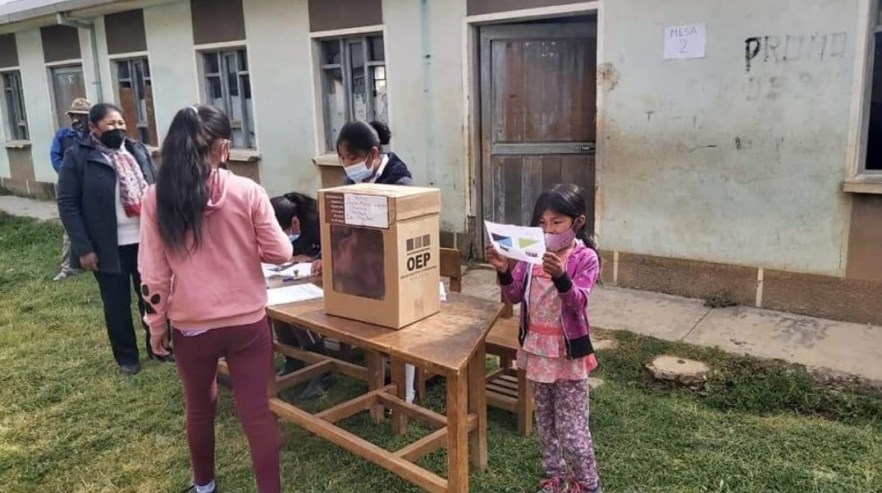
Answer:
[323,40,342,65]
[371,65,388,124]
[369,36,384,61]
[203,52,220,74]
[142,60,150,78]
[350,42,367,121]
[865,32,882,170]
[117,61,130,80]
[238,49,248,72]
[324,68,345,150]
[207,76,223,102]
[225,52,239,97]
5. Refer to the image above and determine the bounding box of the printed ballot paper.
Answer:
[484,220,546,265]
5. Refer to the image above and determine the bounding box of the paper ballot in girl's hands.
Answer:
[484,221,546,265]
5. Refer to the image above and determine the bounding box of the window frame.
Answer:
[112,55,157,146]
[317,33,387,152]
[0,69,28,142]
[852,0,882,181]
[198,46,255,149]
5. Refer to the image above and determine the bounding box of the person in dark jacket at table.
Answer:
[57,103,172,375]
[51,97,91,281]
[269,192,332,400]
[338,120,412,186]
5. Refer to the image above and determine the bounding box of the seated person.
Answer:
[338,120,412,186]
[270,192,330,400]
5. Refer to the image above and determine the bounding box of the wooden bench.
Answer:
[485,292,533,437]
[418,251,533,436]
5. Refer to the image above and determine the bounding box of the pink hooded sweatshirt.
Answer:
[138,169,293,335]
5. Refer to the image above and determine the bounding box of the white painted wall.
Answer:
[242,0,317,196]
[383,0,468,233]
[598,0,859,276]
[17,29,56,183]
[142,0,198,142]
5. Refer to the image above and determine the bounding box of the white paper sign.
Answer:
[664,24,706,60]
[344,194,389,228]
[484,221,546,265]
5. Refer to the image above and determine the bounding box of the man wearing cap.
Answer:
[51,97,91,281]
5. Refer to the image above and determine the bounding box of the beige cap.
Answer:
[66,98,91,115]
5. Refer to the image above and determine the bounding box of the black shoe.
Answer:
[119,364,140,375]
[148,352,175,363]
[299,373,332,400]
[277,358,304,377]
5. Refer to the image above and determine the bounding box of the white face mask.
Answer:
[344,160,372,183]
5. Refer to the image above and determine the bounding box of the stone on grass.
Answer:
[588,377,604,390]
[647,355,710,388]
[593,338,619,351]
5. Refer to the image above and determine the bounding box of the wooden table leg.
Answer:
[391,357,408,434]
[468,344,488,470]
[447,372,469,493]
[365,352,385,423]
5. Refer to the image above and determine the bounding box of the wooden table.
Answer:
[265,293,503,493]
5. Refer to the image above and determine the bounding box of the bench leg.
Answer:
[516,367,533,437]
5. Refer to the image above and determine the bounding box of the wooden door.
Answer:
[479,22,597,239]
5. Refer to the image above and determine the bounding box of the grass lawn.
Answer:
[1,212,881,493]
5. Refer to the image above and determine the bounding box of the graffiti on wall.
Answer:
[743,32,847,101]
[744,32,848,73]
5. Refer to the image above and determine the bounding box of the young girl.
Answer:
[337,120,413,185]
[486,184,602,493]
[139,105,292,493]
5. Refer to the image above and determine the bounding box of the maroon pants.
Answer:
[173,318,280,493]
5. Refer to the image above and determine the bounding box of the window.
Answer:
[50,66,85,130]
[116,58,157,146]
[865,4,882,172]
[319,35,387,151]
[201,48,254,149]
[1,71,27,141]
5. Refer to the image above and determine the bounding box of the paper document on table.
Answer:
[484,220,546,265]
[266,283,324,306]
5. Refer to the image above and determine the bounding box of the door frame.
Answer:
[462,1,603,256]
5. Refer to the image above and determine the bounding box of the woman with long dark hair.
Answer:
[57,103,169,375]
[138,105,292,493]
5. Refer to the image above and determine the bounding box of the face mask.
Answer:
[545,228,577,252]
[99,128,125,149]
[288,233,300,243]
[344,161,372,183]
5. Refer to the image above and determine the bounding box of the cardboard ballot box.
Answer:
[319,184,441,329]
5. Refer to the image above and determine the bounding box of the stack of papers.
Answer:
[266,283,324,306]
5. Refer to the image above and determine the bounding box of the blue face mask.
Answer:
[288,233,300,243]
[344,160,372,183]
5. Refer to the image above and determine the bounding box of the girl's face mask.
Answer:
[545,228,577,252]
[344,161,372,183]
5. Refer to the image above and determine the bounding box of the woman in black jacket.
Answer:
[57,103,171,375]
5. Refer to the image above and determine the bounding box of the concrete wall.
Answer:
[16,29,55,184]
[598,0,859,277]
[142,0,198,144]
[241,0,317,196]
[382,0,468,233]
